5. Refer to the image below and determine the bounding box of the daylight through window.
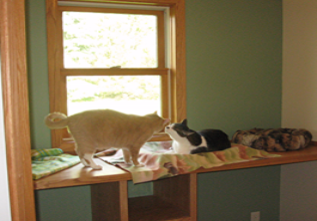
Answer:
[62,9,166,116]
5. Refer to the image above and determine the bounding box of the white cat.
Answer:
[45,109,169,169]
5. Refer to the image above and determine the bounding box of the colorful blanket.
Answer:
[98,142,280,183]
[32,148,80,180]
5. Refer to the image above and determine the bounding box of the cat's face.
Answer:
[165,119,194,140]
[146,112,170,132]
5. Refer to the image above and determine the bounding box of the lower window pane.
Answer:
[67,76,161,116]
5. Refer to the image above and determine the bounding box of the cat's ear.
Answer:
[164,118,170,125]
[181,119,187,126]
[153,111,158,115]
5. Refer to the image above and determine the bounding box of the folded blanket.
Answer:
[99,142,280,183]
[32,148,80,180]
[31,148,64,160]
[232,128,312,151]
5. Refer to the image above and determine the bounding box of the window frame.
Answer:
[46,0,186,151]
[61,7,168,118]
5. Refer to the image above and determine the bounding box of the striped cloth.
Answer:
[32,148,80,180]
[31,148,63,160]
[99,142,281,183]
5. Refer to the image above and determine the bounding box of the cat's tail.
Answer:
[45,112,68,129]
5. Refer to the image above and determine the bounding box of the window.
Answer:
[46,0,186,149]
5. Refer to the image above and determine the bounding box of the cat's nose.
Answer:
[166,126,170,129]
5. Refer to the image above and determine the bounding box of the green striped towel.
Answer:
[31,148,63,160]
[32,148,80,180]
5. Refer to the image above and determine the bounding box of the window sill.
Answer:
[34,142,317,190]
[196,141,317,173]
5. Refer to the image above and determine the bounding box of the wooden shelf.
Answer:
[89,173,197,221]
[195,143,317,174]
[128,196,190,221]
[34,159,131,190]
[91,181,129,221]
[33,143,317,221]
[34,143,317,190]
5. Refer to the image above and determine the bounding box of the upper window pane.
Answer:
[62,11,158,68]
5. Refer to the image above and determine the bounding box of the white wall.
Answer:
[282,0,317,137]
[281,0,317,220]
[0,56,12,220]
[280,162,317,221]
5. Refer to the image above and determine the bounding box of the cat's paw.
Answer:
[80,159,89,167]
[124,160,133,165]
[125,162,133,167]
[134,163,144,168]
[91,165,103,170]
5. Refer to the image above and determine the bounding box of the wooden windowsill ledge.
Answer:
[34,159,131,190]
[34,142,317,190]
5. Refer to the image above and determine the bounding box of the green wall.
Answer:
[27,0,282,220]
[26,0,50,148]
[198,166,280,221]
[186,0,282,134]
[186,1,282,220]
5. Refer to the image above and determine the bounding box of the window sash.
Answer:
[60,68,170,122]
[59,6,166,69]
[58,6,167,115]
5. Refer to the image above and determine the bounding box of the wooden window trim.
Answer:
[46,0,186,151]
[0,0,184,219]
[0,0,36,220]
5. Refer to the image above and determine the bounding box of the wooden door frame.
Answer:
[0,0,185,220]
[0,0,36,220]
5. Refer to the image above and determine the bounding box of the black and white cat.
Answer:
[165,119,231,154]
